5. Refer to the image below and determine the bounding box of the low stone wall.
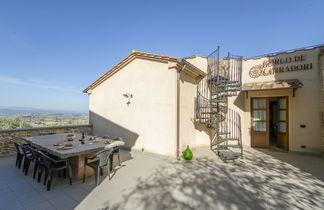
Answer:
[0,124,93,157]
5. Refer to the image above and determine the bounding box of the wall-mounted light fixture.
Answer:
[123,93,133,106]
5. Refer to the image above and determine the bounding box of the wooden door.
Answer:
[251,98,269,148]
[277,97,289,150]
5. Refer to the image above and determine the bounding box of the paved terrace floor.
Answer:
[0,147,324,210]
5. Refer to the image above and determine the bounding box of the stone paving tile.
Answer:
[15,191,46,208]
[0,190,24,210]
[25,201,56,210]
[63,186,91,202]
[1,149,324,210]
[47,194,78,210]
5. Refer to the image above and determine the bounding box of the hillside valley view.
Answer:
[0,106,88,130]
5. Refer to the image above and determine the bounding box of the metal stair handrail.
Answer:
[194,46,243,161]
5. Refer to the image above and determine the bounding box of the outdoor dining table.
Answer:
[22,133,125,180]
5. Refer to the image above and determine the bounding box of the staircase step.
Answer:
[207,125,216,128]
[220,94,236,97]
[216,144,242,149]
[198,106,218,109]
[208,76,228,81]
[217,150,242,160]
[224,89,241,92]
[218,84,241,88]
[212,88,241,92]
[216,80,240,84]
[220,137,239,141]
[218,132,231,135]
[211,92,240,96]
[210,99,225,103]
[201,111,219,114]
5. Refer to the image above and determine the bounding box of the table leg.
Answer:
[69,152,97,180]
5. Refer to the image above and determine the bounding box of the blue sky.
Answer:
[0,0,323,111]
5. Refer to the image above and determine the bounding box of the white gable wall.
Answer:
[89,58,177,156]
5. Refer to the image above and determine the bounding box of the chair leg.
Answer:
[22,156,27,172]
[117,150,121,166]
[95,168,99,186]
[16,153,19,166]
[22,158,27,173]
[47,172,54,191]
[33,162,38,179]
[24,159,31,176]
[37,166,43,183]
[107,163,110,181]
[44,168,49,186]
[109,155,113,172]
[67,164,72,185]
[18,155,23,169]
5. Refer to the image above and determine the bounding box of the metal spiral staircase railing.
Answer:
[195,47,243,161]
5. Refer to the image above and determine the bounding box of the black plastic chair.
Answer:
[27,147,46,180]
[83,149,113,186]
[13,142,24,168]
[22,146,34,176]
[13,142,31,170]
[38,151,72,191]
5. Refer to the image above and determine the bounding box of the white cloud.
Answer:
[0,75,80,93]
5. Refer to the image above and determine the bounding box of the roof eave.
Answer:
[177,58,206,78]
[83,51,179,93]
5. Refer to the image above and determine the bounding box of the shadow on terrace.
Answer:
[89,111,139,148]
[100,149,324,210]
[255,148,324,182]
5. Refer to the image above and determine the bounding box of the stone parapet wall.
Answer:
[0,125,93,157]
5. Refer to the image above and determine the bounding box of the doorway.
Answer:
[269,98,278,148]
[251,97,289,151]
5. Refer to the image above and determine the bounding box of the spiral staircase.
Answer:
[195,47,243,162]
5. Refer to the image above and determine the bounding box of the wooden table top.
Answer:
[22,133,125,159]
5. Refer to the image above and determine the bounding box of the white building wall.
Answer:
[179,71,211,151]
[87,47,324,157]
[229,48,323,153]
[89,58,177,156]
[185,56,208,74]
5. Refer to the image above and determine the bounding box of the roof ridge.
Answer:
[245,43,324,60]
[183,54,207,59]
[131,50,179,60]
[83,51,179,92]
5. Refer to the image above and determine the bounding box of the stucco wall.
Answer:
[229,48,323,153]
[185,56,208,74]
[87,48,324,156]
[89,58,177,156]
[0,125,92,157]
[179,71,211,151]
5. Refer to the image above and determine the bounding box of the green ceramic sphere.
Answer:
[183,145,193,160]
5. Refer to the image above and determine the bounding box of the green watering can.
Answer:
[183,145,193,160]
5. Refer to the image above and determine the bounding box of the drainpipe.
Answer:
[176,64,186,160]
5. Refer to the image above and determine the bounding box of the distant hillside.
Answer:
[0,106,87,115]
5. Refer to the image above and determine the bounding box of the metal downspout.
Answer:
[176,64,186,160]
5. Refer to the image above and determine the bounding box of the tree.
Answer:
[0,116,32,130]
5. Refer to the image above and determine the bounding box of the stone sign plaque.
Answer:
[249,54,313,78]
